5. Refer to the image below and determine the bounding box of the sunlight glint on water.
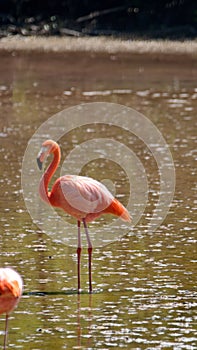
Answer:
[0,51,196,349]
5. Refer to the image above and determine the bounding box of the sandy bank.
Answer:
[0,36,197,58]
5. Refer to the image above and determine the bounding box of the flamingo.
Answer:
[0,268,23,350]
[37,139,131,293]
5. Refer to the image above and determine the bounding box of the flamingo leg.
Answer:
[77,220,82,294]
[82,218,93,293]
[3,314,9,350]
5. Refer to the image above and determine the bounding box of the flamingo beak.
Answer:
[37,156,43,170]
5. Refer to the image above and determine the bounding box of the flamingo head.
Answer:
[37,139,59,170]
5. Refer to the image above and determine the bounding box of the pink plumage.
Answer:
[37,139,131,293]
[0,268,23,349]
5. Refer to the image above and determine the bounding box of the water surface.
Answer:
[0,50,196,349]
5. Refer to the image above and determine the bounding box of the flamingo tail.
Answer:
[105,198,131,222]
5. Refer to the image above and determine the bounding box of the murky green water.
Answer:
[0,50,196,349]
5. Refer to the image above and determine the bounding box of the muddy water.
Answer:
[0,50,196,349]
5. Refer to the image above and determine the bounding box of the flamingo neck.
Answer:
[39,147,60,203]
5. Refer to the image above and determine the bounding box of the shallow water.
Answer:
[0,50,196,349]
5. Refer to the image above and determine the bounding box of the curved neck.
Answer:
[39,147,60,203]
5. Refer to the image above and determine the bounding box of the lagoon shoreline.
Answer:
[0,36,197,62]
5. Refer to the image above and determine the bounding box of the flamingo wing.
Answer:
[50,175,114,220]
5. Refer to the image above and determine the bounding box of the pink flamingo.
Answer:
[0,268,23,349]
[37,139,131,293]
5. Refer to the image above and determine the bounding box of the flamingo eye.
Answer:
[41,146,49,154]
[39,146,50,159]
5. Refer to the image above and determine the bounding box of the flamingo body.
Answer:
[0,268,23,314]
[49,175,130,223]
[37,139,131,293]
[0,268,23,349]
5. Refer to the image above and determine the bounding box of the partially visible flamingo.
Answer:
[37,139,131,293]
[0,268,23,349]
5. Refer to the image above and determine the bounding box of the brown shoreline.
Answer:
[0,36,197,63]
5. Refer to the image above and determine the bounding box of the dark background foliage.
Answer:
[0,0,197,38]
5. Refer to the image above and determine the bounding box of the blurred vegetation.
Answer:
[0,0,197,38]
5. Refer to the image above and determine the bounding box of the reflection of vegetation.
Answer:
[11,58,43,126]
[12,77,38,124]
[1,1,197,38]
